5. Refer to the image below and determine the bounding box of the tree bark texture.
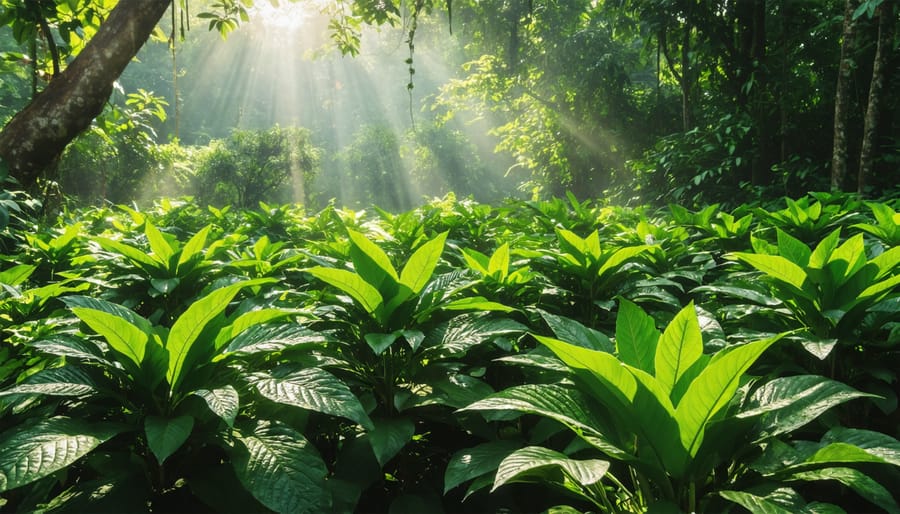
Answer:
[830,0,860,192]
[0,0,172,186]
[858,0,895,195]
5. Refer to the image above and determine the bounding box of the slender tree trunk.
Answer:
[831,0,860,191]
[858,1,894,195]
[0,0,172,187]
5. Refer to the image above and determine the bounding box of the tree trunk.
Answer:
[0,0,172,187]
[830,0,860,192]
[858,1,894,196]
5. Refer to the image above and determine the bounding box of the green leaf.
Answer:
[615,298,659,373]
[445,441,521,493]
[820,427,900,467]
[0,264,35,286]
[655,302,703,395]
[493,446,609,493]
[776,229,811,267]
[538,310,615,353]
[167,280,270,392]
[192,386,239,427]
[400,231,447,294]
[70,308,149,373]
[144,222,175,267]
[0,366,99,398]
[487,242,510,279]
[737,375,875,439]
[729,253,808,292]
[347,229,399,288]
[442,296,516,312]
[787,467,900,514]
[305,267,383,315]
[223,324,328,355]
[0,417,122,492]
[94,236,160,271]
[177,225,212,271]
[251,368,373,429]
[719,488,836,514]
[367,417,415,467]
[365,332,401,355]
[231,420,330,514]
[460,383,628,460]
[145,415,194,464]
[675,334,781,457]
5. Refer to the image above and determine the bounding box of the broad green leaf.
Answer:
[63,296,153,333]
[223,324,328,355]
[675,335,781,456]
[167,280,271,391]
[193,386,239,427]
[214,308,295,350]
[94,236,159,270]
[150,277,180,295]
[347,229,399,287]
[177,224,212,270]
[367,417,415,467]
[0,417,122,492]
[399,231,448,294]
[460,383,629,460]
[251,368,373,429]
[825,234,867,287]
[425,314,526,357]
[365,332,400,355]
[444,441,521,493]
[461,248,490,275]
[231,420,330,514]
[0,366,99,398]
[29,335,111,365]
[786,467,900,514]
[493,446,609,492]
[729,253,808,292]
[737,375,874,439]
[776,229,811,267]
[597,245,650,279]
[691,284,782,306]
[70,308,149,372]
[487,242,510,279]
[808,229,841,269]
[144,222,175,267]
[820,427,900,467]
[0,264,35,286]
[537,335,637,401]
[145,415,194,464]
[655,302,703,395]
[719,488,838,514]
[305,267,383,314]
[538,310,615,353]
[615,298,659,373]
[442,296,516,312]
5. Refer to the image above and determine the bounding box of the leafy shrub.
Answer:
[192,126,320,208]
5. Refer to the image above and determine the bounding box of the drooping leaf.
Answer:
[347,229,399,289]
[737,375,875,439]
[193,386,239,427]
[493,446,609,493]
[251,368,373,429]
[231,420,330,514]
[0,417,122,492]
[729,253,808,292]
[145,415,194,464]
[0,366,99,398]
[538,309,615,353]
[367,417,415,467]
[305,267,383,315]
[223,323,329,355]
[786,467,900,514]
[70,308,149,373]
[444,441,521,493]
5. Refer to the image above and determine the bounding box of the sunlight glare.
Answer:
[247,2,312,31]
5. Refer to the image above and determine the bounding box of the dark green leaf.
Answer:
[145,415,194,464]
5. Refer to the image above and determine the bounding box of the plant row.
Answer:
[1,191,899,513]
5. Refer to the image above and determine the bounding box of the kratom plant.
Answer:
[454,300,899,512]
[538,227,652,326]
[852,201,900,247]
[0,279,371,513]
[754,196,862,244]
[461,242,542,304]
[304,229,526,511]
[91,219,232,322]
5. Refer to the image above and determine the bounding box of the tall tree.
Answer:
[858,0,895,194]
[831,0,860,191]
[0,0,171,186]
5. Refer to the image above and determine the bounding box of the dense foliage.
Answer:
[1,192,898,513]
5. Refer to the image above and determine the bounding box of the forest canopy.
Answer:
[0,0,898,209]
